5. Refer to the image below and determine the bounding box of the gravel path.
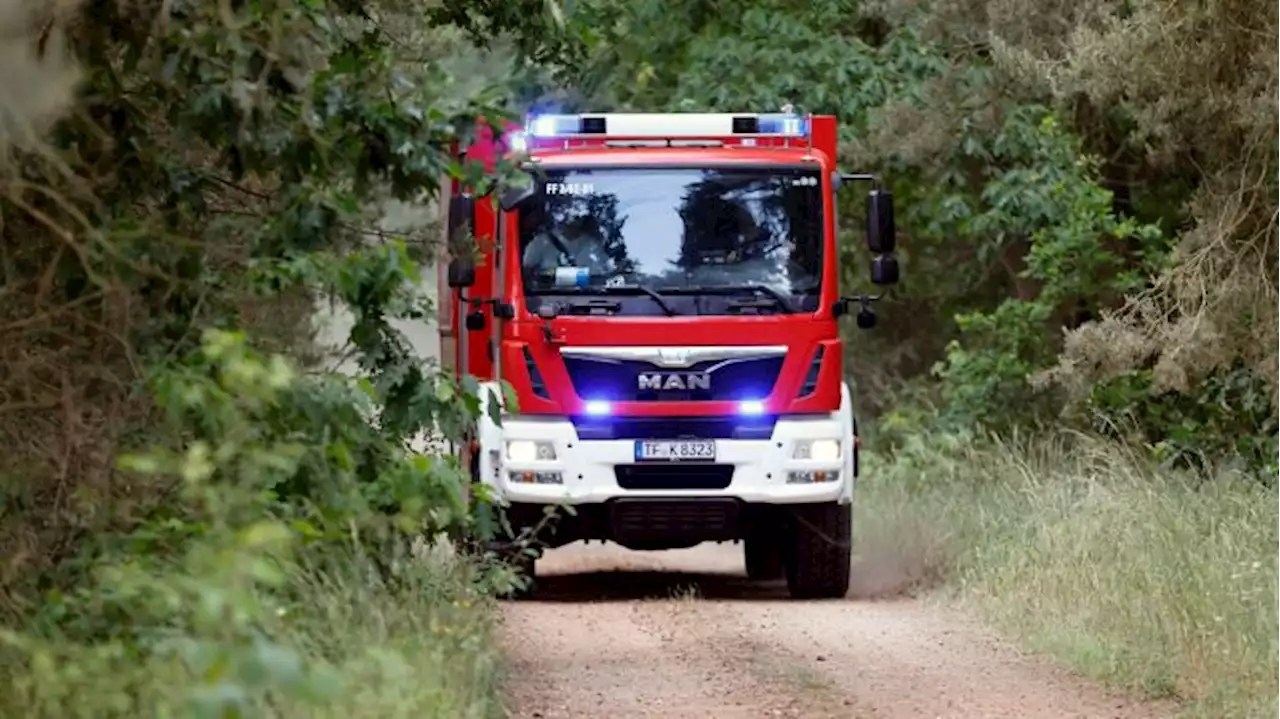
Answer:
[499,542,1176,719]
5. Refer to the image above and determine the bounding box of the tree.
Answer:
[0,0,576,710]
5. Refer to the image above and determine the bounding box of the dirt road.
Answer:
[498,542,1175,719]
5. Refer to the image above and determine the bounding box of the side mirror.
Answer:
[446,193,477,288]
[464,310,486,331]
[447,258,476,288]
[866,188,896,254]
[856,306,878,329]
[448,194,474,239]
[871,254,900,286]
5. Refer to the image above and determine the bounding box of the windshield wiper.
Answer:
[668,284,798,314]
[526,284,679,316]
[594,284,679,316]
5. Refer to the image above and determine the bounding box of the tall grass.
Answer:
[0,542,504,719]
[856,430,1278,719]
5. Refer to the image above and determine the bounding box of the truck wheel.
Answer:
[744,537,783,580]
[783,503,852,599]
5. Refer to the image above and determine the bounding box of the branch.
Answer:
[0,290,105,334]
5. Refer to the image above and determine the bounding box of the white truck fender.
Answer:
[474,380,508,500]
[839,381,857,505]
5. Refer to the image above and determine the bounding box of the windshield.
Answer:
[516,167,825,316]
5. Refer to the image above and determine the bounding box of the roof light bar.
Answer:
[523,112,809,139]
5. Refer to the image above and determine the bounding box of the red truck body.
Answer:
[438,114,847,416]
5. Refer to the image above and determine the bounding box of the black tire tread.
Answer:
[784,503,852,599]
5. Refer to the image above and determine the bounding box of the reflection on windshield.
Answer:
[517,168,823,315]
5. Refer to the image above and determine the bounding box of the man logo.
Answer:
[637,372,711,392]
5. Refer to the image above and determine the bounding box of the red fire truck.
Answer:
[437,111,898,599]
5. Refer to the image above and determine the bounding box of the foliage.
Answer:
[929,110,1166,431]
[0,0,568,713]
[1,329,515,717]
[1082,365,1280,476]
[4,0,461,598]
[985,0,1279,470]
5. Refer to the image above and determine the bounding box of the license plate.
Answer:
[634,439,716,462]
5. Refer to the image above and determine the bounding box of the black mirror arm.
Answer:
[833,291,891,330]
[842,172,879,187]
[833,290,889,317]
[833,172,882,191]
[466,296,516,319]
[841,291,887,306]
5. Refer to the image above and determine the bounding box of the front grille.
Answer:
[562,355,784,403]
[614,464,734,490]
[572,415,776,440]
[608,498,742,543]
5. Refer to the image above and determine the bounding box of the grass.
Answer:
[0,539,505,719]
[855,429,1278,719]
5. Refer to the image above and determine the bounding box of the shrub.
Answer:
[0,329,516,717]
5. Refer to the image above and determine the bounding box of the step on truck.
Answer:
[437,111,899,599]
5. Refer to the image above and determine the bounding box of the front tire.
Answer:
[783,503,852,599]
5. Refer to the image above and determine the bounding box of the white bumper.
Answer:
[474,382,857,507]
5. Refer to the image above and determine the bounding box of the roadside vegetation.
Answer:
[856,433,1277,718]
[0,0,545,715]
[1,0,1274,717]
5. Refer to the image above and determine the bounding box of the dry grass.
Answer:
[855,429,1278,718]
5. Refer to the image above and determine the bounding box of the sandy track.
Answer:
[498,543,1176,719]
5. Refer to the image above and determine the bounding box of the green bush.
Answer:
[1084,365,1279,476]
[0,330,515,718]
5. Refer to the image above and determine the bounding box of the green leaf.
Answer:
[485,387,503,427]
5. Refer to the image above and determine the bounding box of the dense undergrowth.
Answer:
[0,329,515,718]
[0,0,541,715]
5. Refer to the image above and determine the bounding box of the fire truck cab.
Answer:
[438,111,899,599]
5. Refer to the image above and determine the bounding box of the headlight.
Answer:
[793,438,840,462]
[506,440,556,462]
